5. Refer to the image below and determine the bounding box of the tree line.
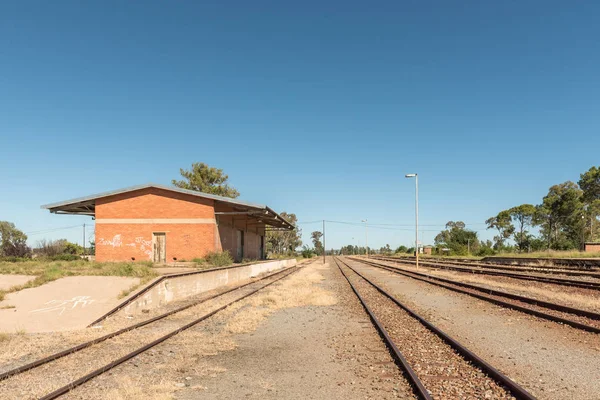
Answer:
[486,166,600,252]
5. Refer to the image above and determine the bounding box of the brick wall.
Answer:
[95,188,217,262]
[217,215,265,261]
[584,243,600,252]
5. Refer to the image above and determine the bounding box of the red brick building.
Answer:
[584,242,600,252]
[42,184,293,263]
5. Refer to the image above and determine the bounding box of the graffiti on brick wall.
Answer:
[98,234,122,247]
[97,234,153,259]
[134,237,153,259]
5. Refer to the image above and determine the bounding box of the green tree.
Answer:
[485,210,514,250]
[0,221,30,258]
[172,162,240,198]
[578,167,600,242]
[311,231,324,255]
[536,182,584,250]
[434,221,479,255]
[508,204,536,252]
[395,245,408,253]
[266,212,301,255]
[579,166,600,204]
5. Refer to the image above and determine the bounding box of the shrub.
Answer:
[301,248,314,258]
[48,254,82,261]
[204,251,233,267]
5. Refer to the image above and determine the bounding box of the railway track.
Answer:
[375,255,600,278]
[334,257,536,400]
[372,256,600,291]
[350,257,600,334]
[0,263,305,399]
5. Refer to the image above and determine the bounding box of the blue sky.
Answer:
[1,1,599,250]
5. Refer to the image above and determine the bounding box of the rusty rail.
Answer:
[352,257,600,334]
[333,257,432,400]
[0,264,300,383]
[336,257,537,400]
[37,265,301,400]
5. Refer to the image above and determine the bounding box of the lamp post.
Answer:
[362,219,368,258]
[405,173,419,268]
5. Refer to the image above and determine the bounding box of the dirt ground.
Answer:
[347,259,600,400]
[0,276,140,333]
[58,260,416,400]
[0,275,35,291]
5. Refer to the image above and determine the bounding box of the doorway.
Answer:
[259,235,264,259]
[153,232,166,263]
[236,230,244,262]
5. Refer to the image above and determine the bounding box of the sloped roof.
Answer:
[41,183,294,230]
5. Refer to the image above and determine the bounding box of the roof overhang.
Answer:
[41,183,295,230]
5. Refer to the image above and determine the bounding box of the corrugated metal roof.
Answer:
[40,183,294,229]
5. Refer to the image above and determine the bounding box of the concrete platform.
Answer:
[0,274,36,291]
[0,276,139,333]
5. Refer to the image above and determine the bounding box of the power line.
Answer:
[26,224,89,236]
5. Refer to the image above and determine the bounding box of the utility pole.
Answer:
[467,238,470,256]
[83,223,86,255]
[362,219,369,258]
[323,220,326,264]
[405,174,419,268]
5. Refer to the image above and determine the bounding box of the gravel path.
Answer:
[338,258,515,400]
[349,259,600,400]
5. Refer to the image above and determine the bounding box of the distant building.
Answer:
[42,184,293,263]
[584,242,600,252]
[422,246,433,255]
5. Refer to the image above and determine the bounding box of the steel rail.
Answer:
[0,265,300,382]
[332,257,432,400]
[376,256,600,287]
[373,256,600,291]
[352,257,600,334]
[37,266,301,400]
[336,257,537,400]
[374,255,600,279]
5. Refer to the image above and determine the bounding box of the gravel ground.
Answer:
[348,258,600,400]
[392,263,600,312]
[53,259,417,399]
[366,261,600,330]
[338,258,515,400]
[0,268,298,399]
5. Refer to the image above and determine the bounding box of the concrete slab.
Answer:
[0,275,36,291]
[0,276,139,333]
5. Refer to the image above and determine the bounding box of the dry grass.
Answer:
[220,267,337,334]
[407,266,600,311]
[104,377,174,400]
[0,325,108,366]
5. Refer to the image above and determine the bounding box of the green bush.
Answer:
[48,254,82,261]
[301,248,314,258]
[0,256,31,263]
[204,251,233,267]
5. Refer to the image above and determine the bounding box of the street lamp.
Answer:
[362,219,368,258]
[405,173,419,268]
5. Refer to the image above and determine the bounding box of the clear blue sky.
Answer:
[1,1,599,250]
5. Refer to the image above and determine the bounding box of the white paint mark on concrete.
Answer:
[30,296,95,316]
